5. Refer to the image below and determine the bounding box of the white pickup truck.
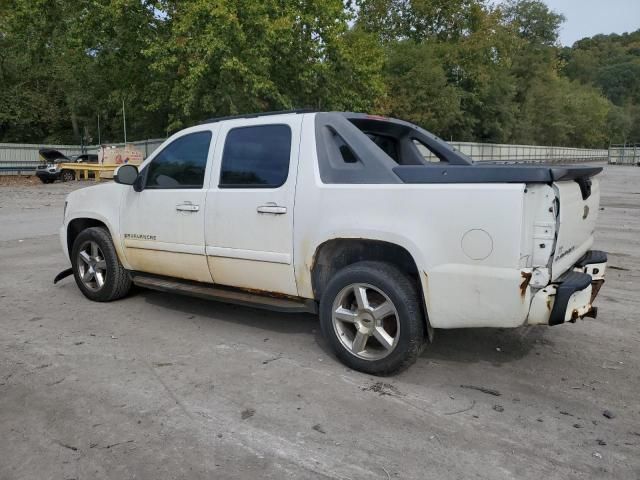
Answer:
[58,111,607,374]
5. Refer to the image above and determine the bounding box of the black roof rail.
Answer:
[200,109,315,125]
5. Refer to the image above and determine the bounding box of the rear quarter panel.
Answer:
[295,116,531,328]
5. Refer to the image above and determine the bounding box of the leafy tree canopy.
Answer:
[0,0,637,147]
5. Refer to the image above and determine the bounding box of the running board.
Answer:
[132,274,318,314]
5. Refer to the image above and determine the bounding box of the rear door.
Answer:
[204,116,302,296]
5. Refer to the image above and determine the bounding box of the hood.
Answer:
[39,148,70,163]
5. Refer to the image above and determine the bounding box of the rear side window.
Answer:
[219,125,291,188]
[146,131,212,189]
[413,139,442,163]
[333,129,359,163]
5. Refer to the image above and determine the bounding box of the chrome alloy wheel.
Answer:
[77,240,107,291]
[331,283,400,360]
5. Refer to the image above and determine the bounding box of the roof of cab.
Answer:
[200,109,314,125]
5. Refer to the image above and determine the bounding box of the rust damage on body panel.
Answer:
[570,309,580,322]
[422,271,430,305]
[421,271,434,342]
[295,238,313,294]
[240,286,301,302]
[126,248,213,284]
[519,271,532,299]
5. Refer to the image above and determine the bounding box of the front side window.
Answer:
[145,131,212,189]
[219,125,292,188]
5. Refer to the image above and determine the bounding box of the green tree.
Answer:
[443,8,520,142]
[0,0,636,147]
[356,0,487,43]
[0,0,164,143]
[501,0,565,46]
[147,0,385,132]
[563,30,640,142]
[382,41,462,136]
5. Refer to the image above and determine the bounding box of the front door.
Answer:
[204,117,301,296]
[120,128,215,283]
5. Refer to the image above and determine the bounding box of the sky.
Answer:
[544,0,640,46]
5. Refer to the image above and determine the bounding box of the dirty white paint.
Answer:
[551,181,600,280]
[203,115,303,296]
[61,112,605,329]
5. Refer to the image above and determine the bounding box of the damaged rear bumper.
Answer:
[527,250,607,325]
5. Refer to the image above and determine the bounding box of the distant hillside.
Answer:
[562,30,640,143]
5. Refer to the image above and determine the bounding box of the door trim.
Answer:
[124,239,205,255]
[205,245,291,264]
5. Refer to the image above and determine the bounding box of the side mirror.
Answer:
[114,164,139,186]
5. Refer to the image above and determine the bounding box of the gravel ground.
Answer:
[0,169,639,480]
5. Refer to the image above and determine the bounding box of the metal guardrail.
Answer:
[608,144,640,166]
[407,141,607,164]
[408,141,606,164]
[0,138,611,175]
[0,138,165,175]
[0,142,85,175]
[452,142,608,164]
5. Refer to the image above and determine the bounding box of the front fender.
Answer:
[63,183,129,269]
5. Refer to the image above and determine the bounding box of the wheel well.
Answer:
[310,239,419,300]
[67,218,108,255]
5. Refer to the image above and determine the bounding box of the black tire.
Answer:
[319,261,425,375]
[71,227,132,302]
[39,178,52,184]
[61,170,74,182]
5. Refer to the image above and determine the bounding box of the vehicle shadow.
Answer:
[420,325,551,366]
[138,288,319,335]
[138,288,549,366]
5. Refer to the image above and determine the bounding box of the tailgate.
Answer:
[551,178,601,280]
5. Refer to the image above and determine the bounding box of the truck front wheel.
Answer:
[71,227,132,302]
[319,261,425,375]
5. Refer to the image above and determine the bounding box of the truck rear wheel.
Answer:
[71,227,132,302]
[319,261,425,375]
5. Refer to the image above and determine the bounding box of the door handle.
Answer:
[257,203,287,215]
[176,203,200,212]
